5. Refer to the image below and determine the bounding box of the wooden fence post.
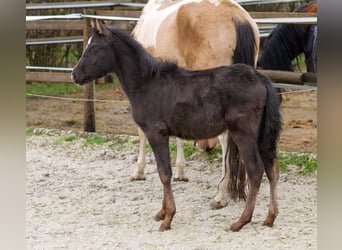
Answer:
[83,9,96,132]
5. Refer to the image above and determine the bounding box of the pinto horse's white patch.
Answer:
[133,0,201,48]
[133,0,245,49]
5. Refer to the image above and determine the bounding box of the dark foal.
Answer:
[72,20,282,232]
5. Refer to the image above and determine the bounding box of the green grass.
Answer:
[53,133,108,146]
[26,127,35,137]
[26,82,83,96]
[292,53,306,70]
[83,134,108,146]
[27,129,317,175]
[278,152,317,175]
[54,133,79,145]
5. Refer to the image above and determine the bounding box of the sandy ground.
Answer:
[26,132,317,249]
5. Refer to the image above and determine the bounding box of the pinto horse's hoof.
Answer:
[130,175,146,181]
[173,176,189,182]
[210,200,228,210]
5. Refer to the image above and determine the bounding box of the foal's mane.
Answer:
[103,27,178,78]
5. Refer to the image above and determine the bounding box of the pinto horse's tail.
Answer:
[227,73,282,201]
[232,17,258,67]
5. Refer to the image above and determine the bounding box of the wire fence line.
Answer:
[26,86,317,105]
[26,93,130,103]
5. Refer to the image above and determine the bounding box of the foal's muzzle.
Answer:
[71,70,84,85]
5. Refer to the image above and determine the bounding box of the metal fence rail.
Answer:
[26,0,302,10]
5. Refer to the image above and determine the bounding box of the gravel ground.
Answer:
[26,132,317,249]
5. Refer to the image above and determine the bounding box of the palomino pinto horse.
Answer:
[258,0,317,73]
[132,0,259,209]
[72,21,281,232]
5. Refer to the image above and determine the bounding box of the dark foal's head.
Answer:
[72,20,116,84]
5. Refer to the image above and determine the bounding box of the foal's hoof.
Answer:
[263,218,275,227]
[130,174,146,181]
[173,176,189,182]
[210,200,227,210]
[263,211,278,227]
[228,223,242,232]
[228,220,248,232]
[159,224,171,232]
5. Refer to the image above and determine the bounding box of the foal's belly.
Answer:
[167,111,227,140]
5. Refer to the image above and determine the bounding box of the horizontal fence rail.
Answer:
[26,0,302,10]
[26,2,146,10]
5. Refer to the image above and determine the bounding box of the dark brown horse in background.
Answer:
[258,0,317,73]
[132,0,259,210]
[72,21,281,232]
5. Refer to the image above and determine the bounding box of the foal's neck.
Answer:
[110,30,156,96]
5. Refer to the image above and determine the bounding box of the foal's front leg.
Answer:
[146,132,176,231]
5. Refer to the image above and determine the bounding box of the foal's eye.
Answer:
[91,47,99,53]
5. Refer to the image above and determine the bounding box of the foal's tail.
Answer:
[233,17,258,67]
[227,73,282,201]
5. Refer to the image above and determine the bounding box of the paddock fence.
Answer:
[26,0,317,132]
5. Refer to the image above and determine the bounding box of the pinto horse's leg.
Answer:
[263,158,279,227]
[146,132,176,231]
[210,131,229,209]
[131,127,147,181]
[173,138,188,182]
[228,136,264,232]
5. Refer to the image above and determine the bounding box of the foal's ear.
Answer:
[95,19,109,36]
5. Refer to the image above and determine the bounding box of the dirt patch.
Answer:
[26,134,317,249]
[26,85,317,153]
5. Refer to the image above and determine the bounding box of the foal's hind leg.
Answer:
[131,127,147,181]
[263,158,279,227]
[229,136,264,232]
